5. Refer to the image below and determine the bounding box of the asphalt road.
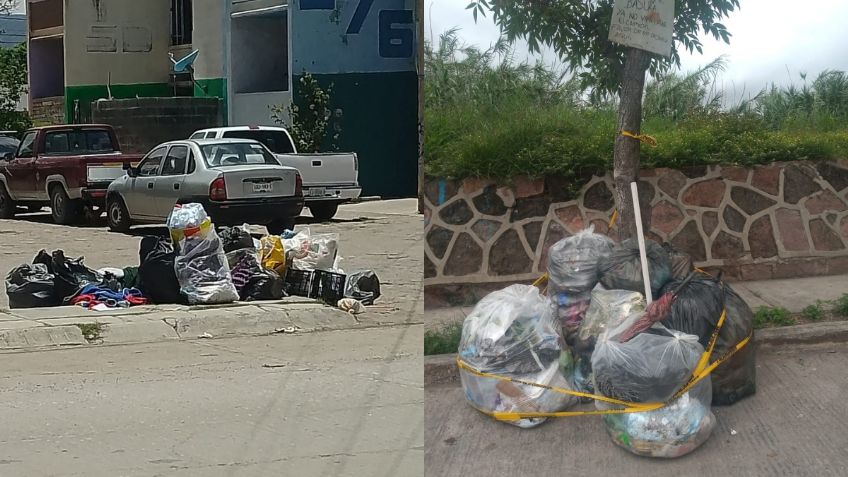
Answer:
[425,342,848,477]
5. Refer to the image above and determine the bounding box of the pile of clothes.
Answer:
[458,226,756,459]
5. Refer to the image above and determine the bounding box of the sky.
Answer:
[426,0,848,104]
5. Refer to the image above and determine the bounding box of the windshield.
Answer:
[222,130,295,154]
[200,142,281,168]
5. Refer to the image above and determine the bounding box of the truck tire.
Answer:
[267,218,296,235]
[50,185,81,225]
[309,202,339,221]
[0,183,15,219]
[106,196,132,233]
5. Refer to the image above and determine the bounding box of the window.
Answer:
[187,152,196,174]
[201,143,280,168]
[139,147,166,177]
[42,130,115,155]
[222,130,295,154]
[205,132,217,139]
[161,145,189,176]
[189,132,205,140]
[170,0,193,45]
[17,132,36,158]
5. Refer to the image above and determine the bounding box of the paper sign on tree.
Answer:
[608,0,674,57]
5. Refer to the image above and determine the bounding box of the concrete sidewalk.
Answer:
[426,342,848,477]
[425,273,848,330]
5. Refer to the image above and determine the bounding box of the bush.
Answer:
[753,307,795,328]
[833,294,848,317]
[424,323,463,356]
[801,303,825,321]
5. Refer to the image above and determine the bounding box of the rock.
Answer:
[590,219,610,235]
[496,187,515,208]
[682,179,725,208]
[783,163,822,204]
[424,179,458,206]
[650,200,684,235]
[489,229,532,275]
[680,166,708,179]
[816,162,848,192]
[538,221,568,273]
[461,177,494,195]
[748,215,778,259]
[511,197,550,221]
[523,221,544,249]
[703,211,718,237]
[751,165,780,196]
[444,233,483,276]
[809,219,845,251]
[842,216,848,240]
[721,166,749,182]
[472,185,508,216]
[775,208,810,252]
[805,190,846,215]
[723,205,746,233]
[424,254,437,279]
[657,169,688,199]
[471,219,502,242]
[514,176,545,198]
[426,226,454,259]
[671,220,707,262]
[583,181,615,211]
[554,205,584,233]
[712,231,745,259]
[545,175,583,202]
[438,199,474,225]
[731,187,776,216]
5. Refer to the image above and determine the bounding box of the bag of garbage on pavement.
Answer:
[6,263,57,309]
[662,243,694,280]
[229,248,285,301]
[592,313,715,458]
[219,225,255,254]
[598,238,672,299]
[138,236,182,304]
[283,228,340,271]
[258,235,287,276]
[458,284,578,428]
[547,226,614,295]
[33,250,99,304]
[168,204,239,305]
[660,273,756,406]
[343,270,381,305]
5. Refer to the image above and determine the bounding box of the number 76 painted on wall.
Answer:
[300,0,414,59]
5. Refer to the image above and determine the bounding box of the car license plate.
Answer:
[308,188,326,197]
[253,183,272,193]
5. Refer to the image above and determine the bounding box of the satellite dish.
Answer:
[170,49,200,73]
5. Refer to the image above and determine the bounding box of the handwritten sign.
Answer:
[608,0,674,57]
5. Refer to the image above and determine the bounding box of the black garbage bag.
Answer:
[598,239,672,299]
[663,243,694,280]
[660,274,756,406]
[219,227,255,253]
[344,270,381,305]
[6,263,57,308]
[49,250,99,304]
[229,249,285,301]
[138,236,182,304]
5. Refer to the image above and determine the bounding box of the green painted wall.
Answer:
[294,72,418,199]
[65,83,171,123]
[194,78,228,125]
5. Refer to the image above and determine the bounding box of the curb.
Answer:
[424,320,848,386]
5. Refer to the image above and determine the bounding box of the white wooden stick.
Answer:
[630,182,652,305]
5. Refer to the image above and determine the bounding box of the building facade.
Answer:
[27,0,418,197]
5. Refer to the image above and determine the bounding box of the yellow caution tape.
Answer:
[620,130,658,147]
[608,210,618,229]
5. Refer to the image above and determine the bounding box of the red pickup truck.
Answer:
[0,125,142,224]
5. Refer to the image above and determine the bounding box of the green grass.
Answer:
[425,323,463,356]
[75,323,105,342]
[801,302,826,321]
[833,294,848,317]
[753,307,795,328]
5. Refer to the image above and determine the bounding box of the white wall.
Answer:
[191,0,227,81]
[231,90,289,126]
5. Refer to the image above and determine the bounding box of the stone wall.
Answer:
[423,161,848,307]
[91,97,224,154]
[30,96,65,126]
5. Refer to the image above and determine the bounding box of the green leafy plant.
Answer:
[0,43,32,132]
[801,303,825,321]
[833,294,848,317]
[424,323,463,356]
[271,73,341,153]
[753,307,795,328]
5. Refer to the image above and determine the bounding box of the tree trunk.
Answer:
[613,47,651,241]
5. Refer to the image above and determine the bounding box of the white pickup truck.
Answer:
[189,126,361,220]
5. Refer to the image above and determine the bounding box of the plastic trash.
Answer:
[167,203,213,244]
[259,236,287,276]
[229,249,284,301]
[592,313,714,458]
[219,226,255,253]
[551,290,592,344]
[5,263,57,309]
[138,236,182,304]
[458,284,578,428]
[173,229,239,305]
[598,238,672,299]
[33,250,99,304]
[660,274,756,406]
[547,226,614,294]
[663,243,694,280]
[283,228,339,271]
[343,270,381,305]
[338,298,366,314]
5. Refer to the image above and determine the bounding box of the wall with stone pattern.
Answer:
[423,161,848,307]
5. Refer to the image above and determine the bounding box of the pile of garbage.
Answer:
[5,203,381,313]
[458,225,756,458]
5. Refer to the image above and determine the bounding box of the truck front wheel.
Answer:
[309,202,339,221]
[50,186,82,225]
[0,183,15,219]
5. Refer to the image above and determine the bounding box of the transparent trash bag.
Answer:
[283,227,340,271]
[174,228,239,305]
[547,226,614,294]
[592,313,714,458]
[598,238,672,299]
[458,284,578,428]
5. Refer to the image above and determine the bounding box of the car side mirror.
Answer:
[124,164,139,178]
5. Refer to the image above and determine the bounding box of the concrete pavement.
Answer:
[425,342,848,477]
